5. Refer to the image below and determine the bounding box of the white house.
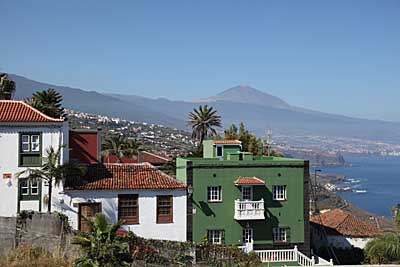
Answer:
[55,162,187,241]
[0,100,68,216]
[310,208,381,249]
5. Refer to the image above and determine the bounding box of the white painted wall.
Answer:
[55,189,187,241]
[0,122,68,216]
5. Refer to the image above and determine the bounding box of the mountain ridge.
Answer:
[7,73,400,143]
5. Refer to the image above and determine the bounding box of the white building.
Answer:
[56,163,187,241]
[0,100,68,216]
[0,100,187,242]
[311,209,380,249]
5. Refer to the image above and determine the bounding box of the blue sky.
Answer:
[1,0,399,121]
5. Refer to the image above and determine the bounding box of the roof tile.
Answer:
[0,100,63,123]
[64,163,185,190]
[310,209,381,237]
[234,177,265,185]
[213,140,242,145]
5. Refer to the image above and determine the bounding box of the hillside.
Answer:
[9,73,400,144]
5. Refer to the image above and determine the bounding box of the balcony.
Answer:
[234,199,265,220]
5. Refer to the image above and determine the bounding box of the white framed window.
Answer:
[30,135,40,152]
[216,146,223,157]
[273,185,287,200]
[21,135,30,152]
[207,229,223,244]
[242,228,253,244]
[21,180,29,195]
[273,227,287,243]
[30,180,39,195]
[208,186,222,202]
[241,186,253,201]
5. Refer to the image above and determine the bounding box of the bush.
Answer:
[0,245,72,267]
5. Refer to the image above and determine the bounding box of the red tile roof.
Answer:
[0,100,64,123]
[141,151,171,164]
[310,209,381,237]
[213,140,242,145]
[234,177,265,185]
[64,163,185,190]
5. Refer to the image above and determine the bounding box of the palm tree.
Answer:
[365,233,400,264]
[25,88,64,118]
[72,213,131,267]
[0,73,16,100]
[187,105,222,145]
[102,135,141,162]
[17,145,85,213]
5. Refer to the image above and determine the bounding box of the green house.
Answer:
[177,139,311,257]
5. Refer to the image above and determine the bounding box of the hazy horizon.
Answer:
[1,0,399,121]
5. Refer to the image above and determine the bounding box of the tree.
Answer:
[102,135,140,162]
[25,88,64,118]
[72,213,131,267]
[365,233,400,264]
[187,105,222,145]
[0,73,16,100]
[17,145,85,213]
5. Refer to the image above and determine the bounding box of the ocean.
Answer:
[320,155,400,217]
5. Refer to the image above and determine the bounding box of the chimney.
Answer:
[138,149,142,163]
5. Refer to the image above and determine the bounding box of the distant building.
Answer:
[310,209,381,249]
[176,139,311,255]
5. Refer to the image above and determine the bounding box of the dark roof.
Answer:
[310,209,381,237]
[0,100,63,123]
[64,163,185,190]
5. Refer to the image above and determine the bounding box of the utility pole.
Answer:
[264,129,272,156]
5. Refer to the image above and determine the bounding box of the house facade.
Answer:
[0,100,68,216]
[176,140,310,254]
[56,163,187,241]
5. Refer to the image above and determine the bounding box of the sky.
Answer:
[1,0,399,121]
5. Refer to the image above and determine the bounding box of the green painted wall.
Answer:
[176,157,306,247]
[203,140,215,158]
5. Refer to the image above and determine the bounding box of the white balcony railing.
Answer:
[234,199,265,220]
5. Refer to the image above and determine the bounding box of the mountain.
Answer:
[9,74,184,128]
[193,85,290,109]
[7,73,400,144]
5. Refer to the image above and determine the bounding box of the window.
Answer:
[19,133,42,167]
[273,185,287,200]
[207,229,223,244]
[273,227,287,243]
[216,146,223,157]
[241,186,252,200]
[157,195,173,223]
[242,228,253,244]
[118,194,138,224]
[208,186,222,202]
[19,179,40,200]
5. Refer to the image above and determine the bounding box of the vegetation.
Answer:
[223,122,282,156]
[72,214,131,267]
[364,233,400,264]
[0,73,16,100]
[102,135,141,162]
[0,245,71,267]
[16,145,85,213]
[25,88,64,118]
[187,105,222,145]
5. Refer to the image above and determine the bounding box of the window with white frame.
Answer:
[30,180,39,195]
[207,229,223,244]
[273,185,287,200]
[242,228,253,244]
[207,186,222,202]
[241,186,252,200]
[273,227,287,242]
[19,133,42,167]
